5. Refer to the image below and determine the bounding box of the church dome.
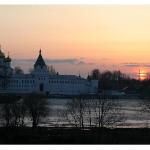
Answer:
[0,49,5,58]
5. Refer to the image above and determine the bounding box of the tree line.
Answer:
[0,93,150,128]
[88,69,150,98]
[88,69,131,91]
[0,94,123,128]
[61,96,123,128]
[0,93,49,128]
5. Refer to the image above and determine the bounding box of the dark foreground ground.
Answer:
[0,127,150,144]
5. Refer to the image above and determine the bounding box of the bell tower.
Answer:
[33,49,49,75]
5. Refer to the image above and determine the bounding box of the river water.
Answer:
[37,98,150,128]
[1,98,149,128]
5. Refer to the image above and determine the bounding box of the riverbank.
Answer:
[0,127,150,144]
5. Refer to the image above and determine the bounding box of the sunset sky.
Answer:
[0,5,150,78]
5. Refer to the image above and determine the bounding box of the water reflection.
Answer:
[39,98,149,128]
[14,98,150,128]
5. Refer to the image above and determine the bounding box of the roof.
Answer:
[49,75,86,80]
[34,50,46,68]
[11,74,34,79]
[10,74,86,80]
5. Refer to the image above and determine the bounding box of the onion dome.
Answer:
[0,48,5,58]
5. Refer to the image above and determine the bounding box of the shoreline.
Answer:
[0,126,150,144]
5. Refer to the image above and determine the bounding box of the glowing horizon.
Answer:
[1,5,150,78]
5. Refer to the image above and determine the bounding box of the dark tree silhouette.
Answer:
[63,96,123,128]
[0,95,23,127]
[89,69,131,91]
[93,96,122,128]
[65,97,86,128]
[14,66,24,74]
[24,93,49,128]
[11,99,27,127]
[1,103,12,127]
[47,65,57,75]
[90,69,101,80]
[140,100,150,127]
[85,99,94,127]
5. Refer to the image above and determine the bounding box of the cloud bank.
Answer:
[122,63,150,68]
[12,58,94,66]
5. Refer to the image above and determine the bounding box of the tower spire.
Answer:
[34,49,46,68]
[39,49,41,55]
[79,71,81,78]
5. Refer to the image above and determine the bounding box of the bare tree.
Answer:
[11,102,21,126]
[65,97,86,128]
[0,95,23,127]
[19,99,27,126]
[93,96,122,128]
[1,103,12,127]
[14,66,24,74]
[90,69,100,80]
[47,65,57,75]
[11,99,27,127]
[85,99,94,127]
[24,93,49,128]
[140,100,150,127]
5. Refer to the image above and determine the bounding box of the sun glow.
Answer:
[139,69,147,80]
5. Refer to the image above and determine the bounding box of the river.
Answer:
[36,98,150,128]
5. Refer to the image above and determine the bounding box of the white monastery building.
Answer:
[0,48,98,95]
